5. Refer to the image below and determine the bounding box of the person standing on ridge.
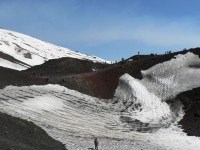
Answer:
[94,137,99,150]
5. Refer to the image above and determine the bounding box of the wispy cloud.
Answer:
[63,18,200,50]
[134,21,200,48]
[1,0,200,60]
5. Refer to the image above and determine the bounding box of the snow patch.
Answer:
[23,95,64,111]
[0,58,27,70]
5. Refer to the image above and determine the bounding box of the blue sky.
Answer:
[1,0,200,61]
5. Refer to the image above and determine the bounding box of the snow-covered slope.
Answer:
[1,53,200,149]
[0,28,110,70]
[0,84,199,150]
[114,52,200,128]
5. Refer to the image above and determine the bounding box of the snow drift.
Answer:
[114,52,200,128]
[142,52,200,100]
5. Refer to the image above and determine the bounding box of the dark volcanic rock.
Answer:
[25,57,110,76]
[0,112,66,150]
[175,87,200,136]
[0,67,46,89]
[194,111,200,117]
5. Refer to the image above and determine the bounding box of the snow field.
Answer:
[1,52,200,149]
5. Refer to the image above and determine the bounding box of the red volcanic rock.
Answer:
[62,66,124,99]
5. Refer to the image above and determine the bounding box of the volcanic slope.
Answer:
[24,57,121,98]
[0,28,110,70]
[1,46,200,149]
[0,67,47,89]
[123,48,200,79]
[25,57,110,76]
[121,48,200,137]
[24,48,200,138]
[22,48,200,100]
[0,112,66,150]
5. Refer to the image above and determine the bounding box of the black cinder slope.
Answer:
[0,67,46,89]
[0,112,66,150]
[24,57,110,76]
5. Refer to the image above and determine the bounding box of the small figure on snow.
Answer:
[94,137,99,150]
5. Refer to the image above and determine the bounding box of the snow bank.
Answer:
[114,73,171,124]
[113,52,200,126]
[142,52,200,100]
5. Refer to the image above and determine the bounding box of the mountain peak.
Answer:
[0,28,110,70]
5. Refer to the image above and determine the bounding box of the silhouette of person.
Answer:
[94,137,99,150]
